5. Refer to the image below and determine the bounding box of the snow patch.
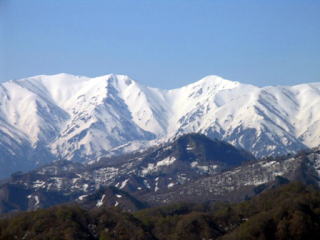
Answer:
[33,180,46,189]
[120,179,129,189]
[34,195,40,206]
[186,144,194,151]
[78,195,88,201]
[96,194,106,207]
[141,157,176,175]
[83,184,89,192]
[157,156,176,167]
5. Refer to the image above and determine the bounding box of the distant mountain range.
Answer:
[1,73,320,177]
[1,133,319,214]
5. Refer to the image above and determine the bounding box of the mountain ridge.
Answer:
[1,73,320,177]
[0,133,319,215]
[0,133,254,214]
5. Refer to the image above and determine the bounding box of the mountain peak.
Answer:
[187,75,240,91]
[106,74,136,87]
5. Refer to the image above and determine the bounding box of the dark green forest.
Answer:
[0,182,320,240]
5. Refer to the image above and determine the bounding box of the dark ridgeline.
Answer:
[0,133,255,214]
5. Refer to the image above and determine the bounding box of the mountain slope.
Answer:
[1,73,320,177]
[143,146,320,205]
[1,135,320,215]
[0,134,254,214]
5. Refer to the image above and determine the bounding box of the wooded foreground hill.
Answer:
[0,182,320,240]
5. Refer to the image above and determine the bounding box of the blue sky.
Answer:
[0,0,319,88]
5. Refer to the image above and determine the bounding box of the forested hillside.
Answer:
[1,183,319,240]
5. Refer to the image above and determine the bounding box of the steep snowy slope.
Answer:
[171,77,320,157]
[0,73,320,177]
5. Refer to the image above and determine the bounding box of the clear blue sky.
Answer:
[0,0,319,88]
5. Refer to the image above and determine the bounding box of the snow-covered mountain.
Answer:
[1,73,320,177]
